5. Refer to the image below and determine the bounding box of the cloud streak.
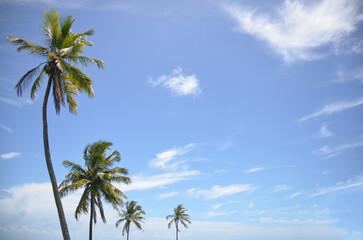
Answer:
[310,176,363,197]
[314,139,363,159]
[120,170,200,192]
[225,0,363,62]
[299,97,363,122]
[245,167,266,173]
[188,184,255,199]
[0,124,12,133]
[1,152,21,159]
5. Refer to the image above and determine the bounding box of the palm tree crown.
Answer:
[59,141,131,240]
[166,204,191,240]
[116,201,146,240]
[8,9,104,114]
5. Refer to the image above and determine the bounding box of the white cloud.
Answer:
[335,66,363,83]
[249,202,254,209]
[273,184,289,192]
[319,124,333,138]
[158,191,178,199]
[1,152,21,159]
[299,97,363,122]
[189,184,255,199]
[149,66,201,97]
[314,139,363,159]
[0,123,11,133]
[150,143,194,170]
[258,217,336,225]
[0,97,21,107]
[206,210,237,218]
[310,176,363,197]
[218,142,232,151]
[0,182,347,240]
[289,191,303,199]
[212,203,223,210]
[120,170,200,192]
[225,0,363,62]
[245,167,266,173]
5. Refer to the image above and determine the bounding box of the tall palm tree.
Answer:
[59,141,131,240]
[7,10,104,240]
[115,201,146,240]
[166,204,191,240]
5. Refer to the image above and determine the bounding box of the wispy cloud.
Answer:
[225,0,363,62]
[245,167,266,173]
[310,176,363,197]
[273,184,289,192]
[212,203,223,210]
[289,191,303,199]
[299,97,363,122]
[158,191,178,199]
[0,0,129,11]
[188,184,255,199]
[218,141,232,151]
[318,124,333,138]
[206,210,237,218]
[120,170,200,192]
[0,123,11,133]
[148,66,201,97]
[0,97,21,107]
[150,143,195,170]
[335,66,363,83]
[314,139,363,159]
[1,152,21,159]
[258,217,336,225]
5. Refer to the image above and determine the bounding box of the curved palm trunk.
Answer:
[43,79,71,240]
[89,197,94,240]
[127,226,129,240]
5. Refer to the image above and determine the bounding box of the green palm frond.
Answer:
[74,185,90,220]
[15,62,47,96]
[60,15,75,40]
[7,37,48,56]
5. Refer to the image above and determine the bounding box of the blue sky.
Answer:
[0,0,363,239]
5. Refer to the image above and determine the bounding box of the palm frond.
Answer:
[61,15,75,40]
[15,62,46,96]
[62,160,86,174]
[30,68,47,100]
[74,186,90,220]
[63,77,79,114]
[96,194,107,223]
[7,37,48,56]
[71,56,104,69]
[168,219,174,229]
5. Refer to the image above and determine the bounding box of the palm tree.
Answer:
[7,10,104,240]
[115,201,146,240]
[59,141,131,240]
[166,204,191,240]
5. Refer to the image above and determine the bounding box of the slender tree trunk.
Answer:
[127,226,129,240]
[43,78,71,240]
[89,197,94,240]
[176,222,178,240]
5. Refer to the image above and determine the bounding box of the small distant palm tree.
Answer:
[166,204,191,240]
[116,201,146,240]
[59,141,131,240]
[8,10,103,240]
